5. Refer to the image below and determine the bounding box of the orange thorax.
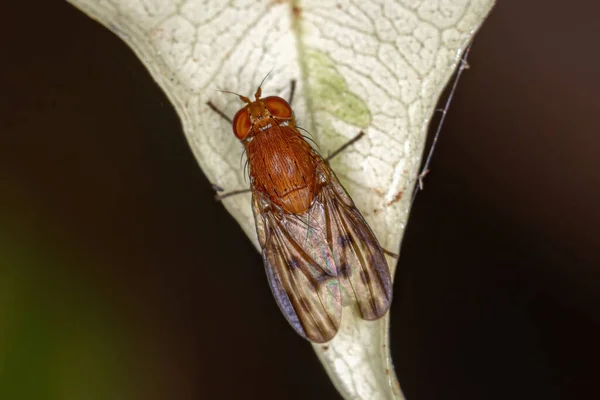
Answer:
[246,125,317,214]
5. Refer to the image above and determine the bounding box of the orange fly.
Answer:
[208,82,392,343]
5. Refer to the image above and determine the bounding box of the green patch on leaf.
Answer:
[304,49,371,129]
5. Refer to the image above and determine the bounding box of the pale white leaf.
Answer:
[66,0,495,398]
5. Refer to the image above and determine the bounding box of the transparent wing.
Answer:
[317,159,393,320]
[252,193,342,343]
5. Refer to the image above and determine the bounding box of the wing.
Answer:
[316,158,393,320]
[252,192,342,343]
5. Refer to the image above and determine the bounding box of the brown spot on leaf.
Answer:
[387,190,404,206]
[268,0,285,7]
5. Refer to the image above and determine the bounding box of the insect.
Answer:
[207,82,392,343]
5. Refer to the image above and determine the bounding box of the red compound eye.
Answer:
[263,96,292,119]
[232,106,251,140]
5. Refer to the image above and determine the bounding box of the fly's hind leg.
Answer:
[322,131,399,258]
[383,248,399,259]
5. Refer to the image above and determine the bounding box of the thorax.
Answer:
[245,125,317,214]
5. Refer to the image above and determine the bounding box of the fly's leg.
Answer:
[211,129,365,200]
[321,131,399,257]
[214,188,251,201]
[383,248,399,259]
[288,80,296,105]
[206,101,250,201]
[207,101,232,124]
[212,181,250,201]
[326,131,365,163]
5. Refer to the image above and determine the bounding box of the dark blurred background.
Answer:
[1,2,598,399]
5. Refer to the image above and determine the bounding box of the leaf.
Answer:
[66,0,495,398]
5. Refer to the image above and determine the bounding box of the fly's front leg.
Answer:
[288,80,296,105]
[206,101,250,201]
[207,101,232,124]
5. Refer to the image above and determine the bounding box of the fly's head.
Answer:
[232,86,293,141]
